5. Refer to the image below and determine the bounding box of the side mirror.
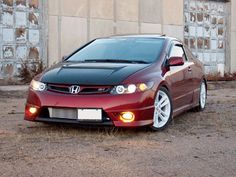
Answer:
[168,56,184,66]
[62,55,68,61]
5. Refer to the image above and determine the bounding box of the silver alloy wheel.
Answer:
[200,82,206,109]
[153,90,171,128]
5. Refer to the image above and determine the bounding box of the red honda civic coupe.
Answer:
[25,35,207,130]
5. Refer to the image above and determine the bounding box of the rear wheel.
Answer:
[194,81,207,111]
[151,87,173,131]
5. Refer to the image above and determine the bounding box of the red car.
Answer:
[25,35,207,130]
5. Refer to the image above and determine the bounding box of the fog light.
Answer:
[120,112,135,123]
[29,107,38,114]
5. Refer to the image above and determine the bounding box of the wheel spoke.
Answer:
[160,99,169,108]
[160,109,168,117]
[155,92,160,103]
[158,95,167,107]
[158,112,167,122]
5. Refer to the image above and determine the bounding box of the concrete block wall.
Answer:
[0,0,47,81]
[47,0,184,65]
[230,0,236,73]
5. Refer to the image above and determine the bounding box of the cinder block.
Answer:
[61,0,87,17]
[163,0,183,25]
[116,21,139,34]
[163,25,183,40]
[116,0,138,21]
[140,0,162,24]
[141,23,162,34]
[90,19,114,39]
[61,17,87,56]
[90,0,114,20]
[48,16,59,65]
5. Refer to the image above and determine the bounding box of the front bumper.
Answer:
[25,88,155,127]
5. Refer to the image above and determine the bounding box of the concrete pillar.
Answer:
[139,0,162,34]
[162,0,184,40]
[230,0,236,73]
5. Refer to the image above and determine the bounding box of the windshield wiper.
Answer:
[83,59,149,64]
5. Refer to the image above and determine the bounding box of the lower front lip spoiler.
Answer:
[35,117,113,126]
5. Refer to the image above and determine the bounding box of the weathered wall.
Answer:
[184,0,229,75]
[47,0,184,65]
[230,0,236,73]
[0,0,47,82]
[1,0,235,82]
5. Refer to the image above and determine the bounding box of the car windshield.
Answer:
[67,38,165,63]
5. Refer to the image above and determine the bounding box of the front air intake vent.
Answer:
[47,84,112,95]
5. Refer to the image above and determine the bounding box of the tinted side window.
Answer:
[169,45,187,61]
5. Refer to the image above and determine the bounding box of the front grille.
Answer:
[48,108,77,119]
[37,107,113,125]
[44,107,111,123]
[48,85,69,93]
[47,84,112,95]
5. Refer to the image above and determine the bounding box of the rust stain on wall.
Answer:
[28,47,39,59]
[204,38,211,49]
[3,63,14,75]
[190,38,196,49]
[184,38,189,46]
[15,28,27,42]
[211,16,217,25]
[218,17,224,25]
[197,13,203,23]
[29,12,39,26]
[218,27,224,37]
[16,0,26,7]
[2,0,13,7]
[197,37,204,49]
[29,0,39,9]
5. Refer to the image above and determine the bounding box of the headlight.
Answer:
[30,80,46,91]
[111,82,154,95]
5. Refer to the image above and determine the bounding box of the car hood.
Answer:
[40,62,150,85]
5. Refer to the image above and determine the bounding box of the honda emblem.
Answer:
[69,85,80,94]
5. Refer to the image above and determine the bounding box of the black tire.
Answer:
[150,87,173,131]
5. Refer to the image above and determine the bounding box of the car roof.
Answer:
[102,34,181,42]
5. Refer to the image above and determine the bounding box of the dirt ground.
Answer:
[0,81,236,177]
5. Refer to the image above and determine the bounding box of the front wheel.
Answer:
[151,87,173,131]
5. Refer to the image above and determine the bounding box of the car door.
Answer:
[166,43,194,110]
[181,46,195,105]
[183,45,203,104]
